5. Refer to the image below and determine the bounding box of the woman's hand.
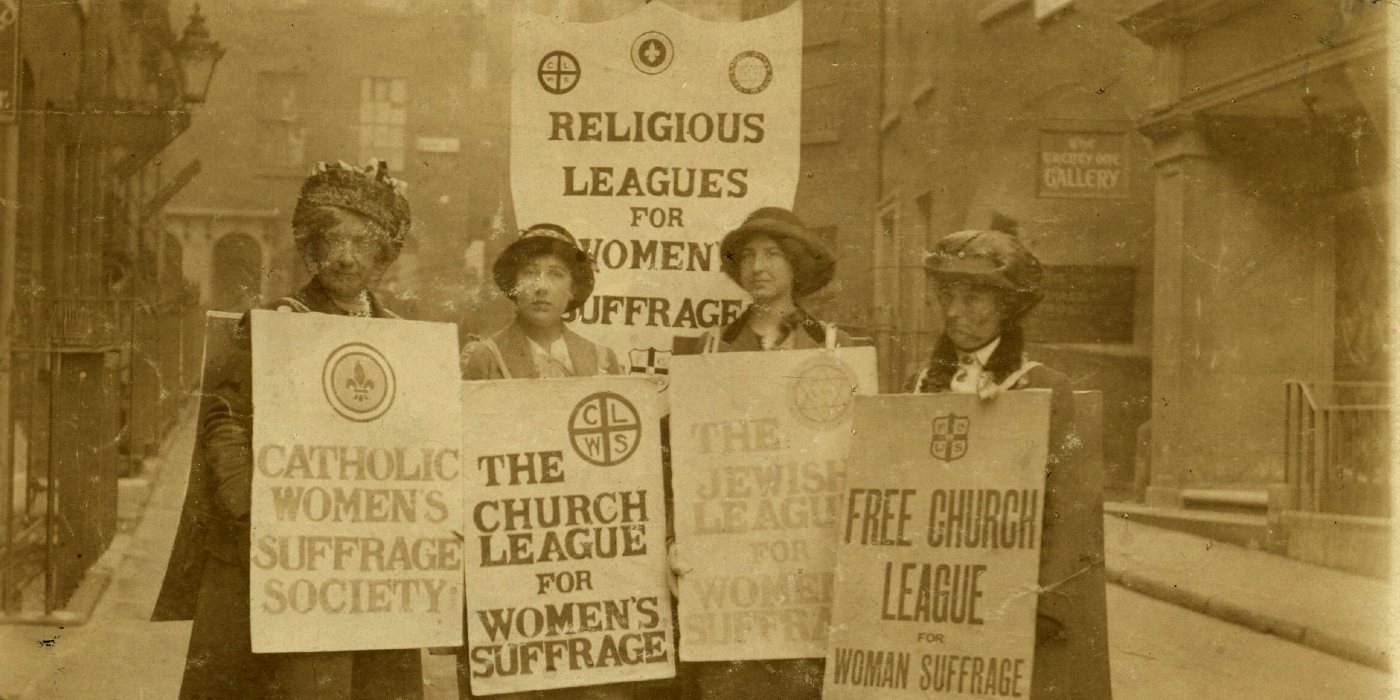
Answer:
[667,540,692,598]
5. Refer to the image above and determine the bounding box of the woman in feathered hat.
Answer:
[156,161,425,700]
[910,229,1113,700]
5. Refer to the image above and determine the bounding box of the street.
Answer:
[0,407,1390,700]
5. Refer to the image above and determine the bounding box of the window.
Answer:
[256,72,306,171]
[880,1,903,126]
[359,77,407,171]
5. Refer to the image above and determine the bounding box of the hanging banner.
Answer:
[510,2,803,378]
[248,311,464,653]
[669,347,878,661]
[822,392,1049,698]
[461,376,674,695]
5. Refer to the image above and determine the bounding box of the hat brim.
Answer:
[721,219,836,298]
[492,237,595,312]
[925,267,1043,317]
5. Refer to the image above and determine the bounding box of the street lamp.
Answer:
[172,4,225,104]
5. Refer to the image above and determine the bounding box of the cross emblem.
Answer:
[536,51,580,95]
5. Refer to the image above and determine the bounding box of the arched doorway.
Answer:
[210,233,262,311]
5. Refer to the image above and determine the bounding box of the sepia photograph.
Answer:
[0,0,1394,698]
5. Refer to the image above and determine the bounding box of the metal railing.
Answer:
[3,292,202,618]
[1284,381,1390,517]
[12,295,132,350]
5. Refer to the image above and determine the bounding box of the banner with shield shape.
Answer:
[510,2,803,372]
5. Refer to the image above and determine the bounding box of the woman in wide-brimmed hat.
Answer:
[157,160,425,700]
[674,206,850,700]
[910,228,1113,700]
[692,206,850,354]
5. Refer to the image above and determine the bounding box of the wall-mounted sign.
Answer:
[1038,130,1128,199]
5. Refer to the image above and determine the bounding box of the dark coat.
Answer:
[673,305,855,355]
[910,328,1113,700]
[153,279,423,700]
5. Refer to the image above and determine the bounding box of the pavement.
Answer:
[1103,509,1392,671]
[1107,586,1391,700]
[0,401,1392,698]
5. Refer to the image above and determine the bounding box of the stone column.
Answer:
[1140,115,1213,508]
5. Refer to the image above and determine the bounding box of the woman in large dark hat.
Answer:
[672,206,850,700]
[692,206,850,353]
[911,228,1113,700]
[155,160,424,700]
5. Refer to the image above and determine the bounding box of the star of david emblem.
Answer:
[787,356,859,431]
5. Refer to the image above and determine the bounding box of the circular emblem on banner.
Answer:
[538,50,580,94]
[631,31,674,75]
[568,392,642,466]
[729,50,772,94]
[787,355,859,431]
[322,343,396,422]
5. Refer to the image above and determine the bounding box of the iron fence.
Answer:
[2,293,202,618]
[1284,381,1390,517]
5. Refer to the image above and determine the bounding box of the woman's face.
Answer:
[513,254,575,329]
[737,235,795,304]
[302,209,392,302]
[935,281,1011,351]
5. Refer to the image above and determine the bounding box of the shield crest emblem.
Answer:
[628,347,671,376]
[628,347,672,390]
[930,414,970,461]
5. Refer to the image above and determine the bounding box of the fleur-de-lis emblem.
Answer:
[346,360,375,402]
[324,343,395,422]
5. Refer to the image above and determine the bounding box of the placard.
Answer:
[824,392,1049,698]
[461,376,674,695]
[249,311,464,653]
[669,347,878,661]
